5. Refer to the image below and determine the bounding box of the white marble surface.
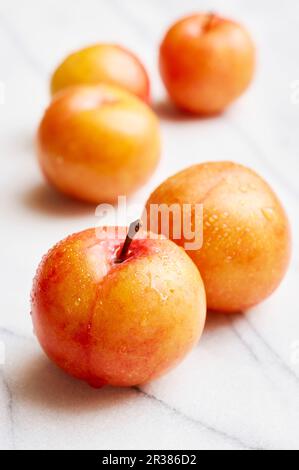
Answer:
[0,0,299,450]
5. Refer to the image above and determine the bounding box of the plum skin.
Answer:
[51,43,150,103]
[146,161,291,313]
[31,228,206,387]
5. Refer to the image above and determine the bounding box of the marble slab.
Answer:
[0,0,298,450]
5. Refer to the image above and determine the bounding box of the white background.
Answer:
[0,0,299,450]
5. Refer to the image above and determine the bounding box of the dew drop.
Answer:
[262,207,275,221]
[55,155,63,165]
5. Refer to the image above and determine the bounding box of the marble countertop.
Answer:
[0,0,299,450]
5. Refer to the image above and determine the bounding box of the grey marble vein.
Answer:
[227,316,288,394]
[226,116,299,202]
[134,386,260,450]
[0,369,15,450]
[0,12,47,78]
[109,0,154,45]
[243,316,299,385]
[0,327,32,343]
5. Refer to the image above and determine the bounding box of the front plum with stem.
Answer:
[31,222,206,387]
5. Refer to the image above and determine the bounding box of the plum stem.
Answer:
[115,219,142,263]
[204,12,216,30]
